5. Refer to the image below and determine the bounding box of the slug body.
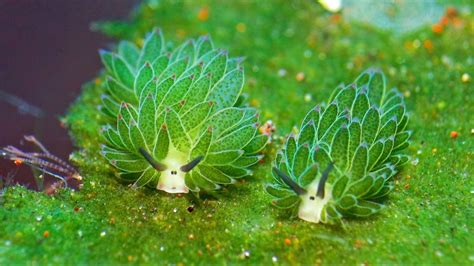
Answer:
[266,69,411,223]
[99,29,268,193]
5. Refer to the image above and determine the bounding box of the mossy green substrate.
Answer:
[1,1,473,264]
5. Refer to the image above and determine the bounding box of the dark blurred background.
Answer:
[0,0,140,187]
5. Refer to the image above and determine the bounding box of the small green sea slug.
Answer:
[266,69,411,223]
[99,29,268,193]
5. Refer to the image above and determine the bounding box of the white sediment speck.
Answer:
[100,231,106,237]
[304,93,312,102]
[278,68,287,77]
[461,73,470,83]
[243,250,250,258]
[272,256,278,262]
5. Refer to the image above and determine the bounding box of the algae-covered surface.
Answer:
[1,1,473,264]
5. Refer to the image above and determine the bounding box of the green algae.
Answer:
[1,1,473,264]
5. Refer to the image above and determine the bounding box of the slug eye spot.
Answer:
[309,196,315,201]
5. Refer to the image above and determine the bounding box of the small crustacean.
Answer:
[1,135,82,194]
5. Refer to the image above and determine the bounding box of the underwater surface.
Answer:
[0,0,472,264]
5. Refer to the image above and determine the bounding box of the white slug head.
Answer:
[272,162,334,224]
[298,180,333,223]
[139,147,203,194]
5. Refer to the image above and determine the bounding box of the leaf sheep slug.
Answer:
[99,29,269,193]
[266,69,411,223]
